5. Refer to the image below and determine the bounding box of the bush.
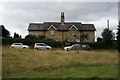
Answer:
[2,38,62,48]
[65,41,117,50]
[2,37,117,49]
[25,35,38,39]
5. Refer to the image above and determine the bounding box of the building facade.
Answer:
[28,12,96,42]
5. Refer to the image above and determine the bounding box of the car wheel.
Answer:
[36,48,39,50]
[23,47,26,49]
[67,48,69,51]
[46,48,50,50]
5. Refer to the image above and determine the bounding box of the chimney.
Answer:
[61,12,65,25]
[107,20,109,30]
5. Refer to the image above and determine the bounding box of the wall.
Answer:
[28,29,95,42]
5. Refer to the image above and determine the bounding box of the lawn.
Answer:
[2,46,118,78]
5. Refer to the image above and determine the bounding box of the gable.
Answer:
[48,25,57,30]
[69,25,78,30]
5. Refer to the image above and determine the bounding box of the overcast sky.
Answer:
[0,2,118,40]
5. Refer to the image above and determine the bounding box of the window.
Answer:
[14,43,22,45]
[54,38,59,41]
[36,43,46,46]
[86,33,89,41]
[82,45,87,48]
[50,30,55,35]
[34,31,39,35]
[67,38,74,42]
[71,30,76,35]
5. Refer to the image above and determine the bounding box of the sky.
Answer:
[0,1,119,41]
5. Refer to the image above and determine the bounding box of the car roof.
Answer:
[13,43,22,44]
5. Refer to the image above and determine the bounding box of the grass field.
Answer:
[2,46,118,78]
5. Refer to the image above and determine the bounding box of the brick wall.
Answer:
[28,28,95,42]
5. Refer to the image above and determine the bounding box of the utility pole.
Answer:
[107,20,109,30]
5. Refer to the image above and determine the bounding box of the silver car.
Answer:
[34,43,52,50]
[11,43,29,49]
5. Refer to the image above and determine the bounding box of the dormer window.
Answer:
[71,30,76,35]
[50,30,55,35]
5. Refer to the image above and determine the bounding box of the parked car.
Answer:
[64,44,91,51]
[34,43,52,50]
[11,43,29,49]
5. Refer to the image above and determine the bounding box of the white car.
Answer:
[34,43,52,50]
[11,43,29,49]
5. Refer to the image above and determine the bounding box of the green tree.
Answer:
[25,34,38,39]
[13,32,21,38]
[0,25,10,38]
[97,37,102,42]
[101,28,114,46]
[38,35,45,39]
[117,21,120,52]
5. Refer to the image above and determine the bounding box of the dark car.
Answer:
[64,44,91,51]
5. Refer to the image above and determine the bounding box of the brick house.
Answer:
[28,12,96,42]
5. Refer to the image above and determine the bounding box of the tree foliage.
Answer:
[25,34,45,40]
[97,37,103,42]
[117,21,120,52]
[0,25,10,37]
[13,32,21,38]
[38,35,45,39]
[25,34,38,39]
[101,28,114,46]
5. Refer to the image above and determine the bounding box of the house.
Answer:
[28,12,96,42]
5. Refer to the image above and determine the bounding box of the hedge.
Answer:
[2,38,117,49]
[2,38,62,48]
[65,41,117,50]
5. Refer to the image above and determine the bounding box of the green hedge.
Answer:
[2,38,62,48]
[65,41,117,50]
[2,38,117,49]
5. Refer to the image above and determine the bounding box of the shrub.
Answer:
[2,38,62,48]
[25,35,38,39]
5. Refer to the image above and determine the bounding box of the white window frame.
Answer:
[71,30,77,35]
[67,38,74,42]
[50,30,55,36]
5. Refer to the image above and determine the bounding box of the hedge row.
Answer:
[2,38,117,50]
[2,38,62,48]
[65,41,117,50]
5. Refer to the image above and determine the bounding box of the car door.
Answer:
[17,43,23,48]
[14,43,22,48]
[40,44,46,50]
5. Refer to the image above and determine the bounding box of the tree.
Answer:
[117,21,120,52]
[25,34,38,39]
[0,25,10,37]
[38,35,45,39]
[13,32,21,38]
[97,37,103,42]
[101,28,114,46]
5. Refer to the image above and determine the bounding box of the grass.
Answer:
[6,65,118,78]
[2,46,118,78]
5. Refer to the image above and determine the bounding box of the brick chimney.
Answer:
[61,12,65,25]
